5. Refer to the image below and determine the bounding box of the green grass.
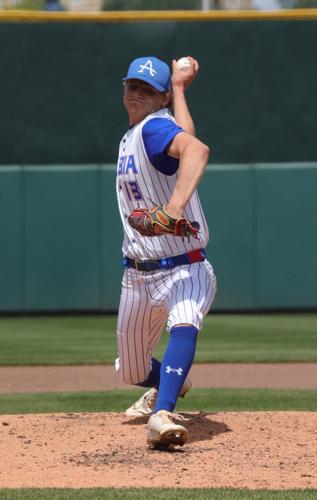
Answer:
[0,388,316,415]
[0,488,316,499]
[0,313,316,365]
[0,316,118,365]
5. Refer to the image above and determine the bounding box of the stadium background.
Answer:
[0,8,316,496]
[0,10,316,313]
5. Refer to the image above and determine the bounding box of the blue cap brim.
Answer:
[122,74,167,92]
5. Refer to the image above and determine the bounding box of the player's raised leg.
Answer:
[118,268,192,417]
[116,268,168,417]
[116,270,166,386]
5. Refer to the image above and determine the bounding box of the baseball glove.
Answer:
[128,205,200,239]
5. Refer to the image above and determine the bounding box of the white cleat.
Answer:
[125,387,157,417]
[147,410,188,449]
[125,375,192,417]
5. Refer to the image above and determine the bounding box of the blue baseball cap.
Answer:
[123,56,171,92]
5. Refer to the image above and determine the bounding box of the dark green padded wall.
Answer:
[100,167,124,309]
[24,166,102,310]
[198,166,255,310]
[0,20,316,165]
[256,164,317,308]
[0,167,23,310]
[0,163,316,312]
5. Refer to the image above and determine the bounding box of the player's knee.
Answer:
[115,358,146,385]
[115,358,151,385]
[124,373,147,386]
[117,367,134,385]
[115,357,128,384]
[116,365,133,385]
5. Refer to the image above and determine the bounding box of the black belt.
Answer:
[123,249,206,272]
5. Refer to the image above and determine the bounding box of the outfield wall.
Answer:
[1,163,316,313]
[1,11,316,312]
[0,11,317,165]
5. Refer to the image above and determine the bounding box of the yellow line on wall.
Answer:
[0,9,317,23]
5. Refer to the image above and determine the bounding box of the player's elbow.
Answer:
[197,141,210,166]
[202,143,210,162]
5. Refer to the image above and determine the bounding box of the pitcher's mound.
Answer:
[0,411,316,489]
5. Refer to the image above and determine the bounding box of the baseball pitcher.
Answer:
[115,55,217,449]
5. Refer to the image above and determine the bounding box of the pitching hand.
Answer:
[172,56,199,91]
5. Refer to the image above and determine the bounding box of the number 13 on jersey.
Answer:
[125,180,143,201]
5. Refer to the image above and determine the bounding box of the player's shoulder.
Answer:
[143,109,176,128]
[142,110,181,137]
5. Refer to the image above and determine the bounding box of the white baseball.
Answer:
[176,57,191,70]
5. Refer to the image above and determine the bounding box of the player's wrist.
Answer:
[164,203,184,219]
[172,83,186,93]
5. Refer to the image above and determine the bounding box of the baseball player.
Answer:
[115,55,217,449]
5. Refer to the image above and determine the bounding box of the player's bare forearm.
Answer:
[171,57,199,136]
[172,86,196,136]
[166,135,209,218]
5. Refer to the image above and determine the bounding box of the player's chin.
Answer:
[125,101,144,114]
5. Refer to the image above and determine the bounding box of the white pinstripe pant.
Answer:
[116,260,217,385]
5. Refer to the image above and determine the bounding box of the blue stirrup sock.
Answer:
[136,357,161,389]
[154,325,198,413]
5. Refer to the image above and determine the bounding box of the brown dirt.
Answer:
[1,363,317,393]
[0,411,316,489]
[1,363,316,490]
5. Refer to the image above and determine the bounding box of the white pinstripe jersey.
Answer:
[116,108,209,260]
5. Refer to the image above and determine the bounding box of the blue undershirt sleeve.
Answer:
[142,117,183,176]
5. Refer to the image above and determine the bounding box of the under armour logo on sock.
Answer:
[166,366,183,376]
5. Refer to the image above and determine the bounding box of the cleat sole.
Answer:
[147,428,188,448]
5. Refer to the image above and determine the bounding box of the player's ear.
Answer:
[162,91,172,109]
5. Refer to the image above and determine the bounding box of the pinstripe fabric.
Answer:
[116,108,209,261]
[116,106,216,387]
[116,261,216,385]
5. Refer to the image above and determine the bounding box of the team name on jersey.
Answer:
[117,153,143,201]
[117,154,138,176]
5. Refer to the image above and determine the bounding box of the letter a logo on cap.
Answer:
[138,60,157,77]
